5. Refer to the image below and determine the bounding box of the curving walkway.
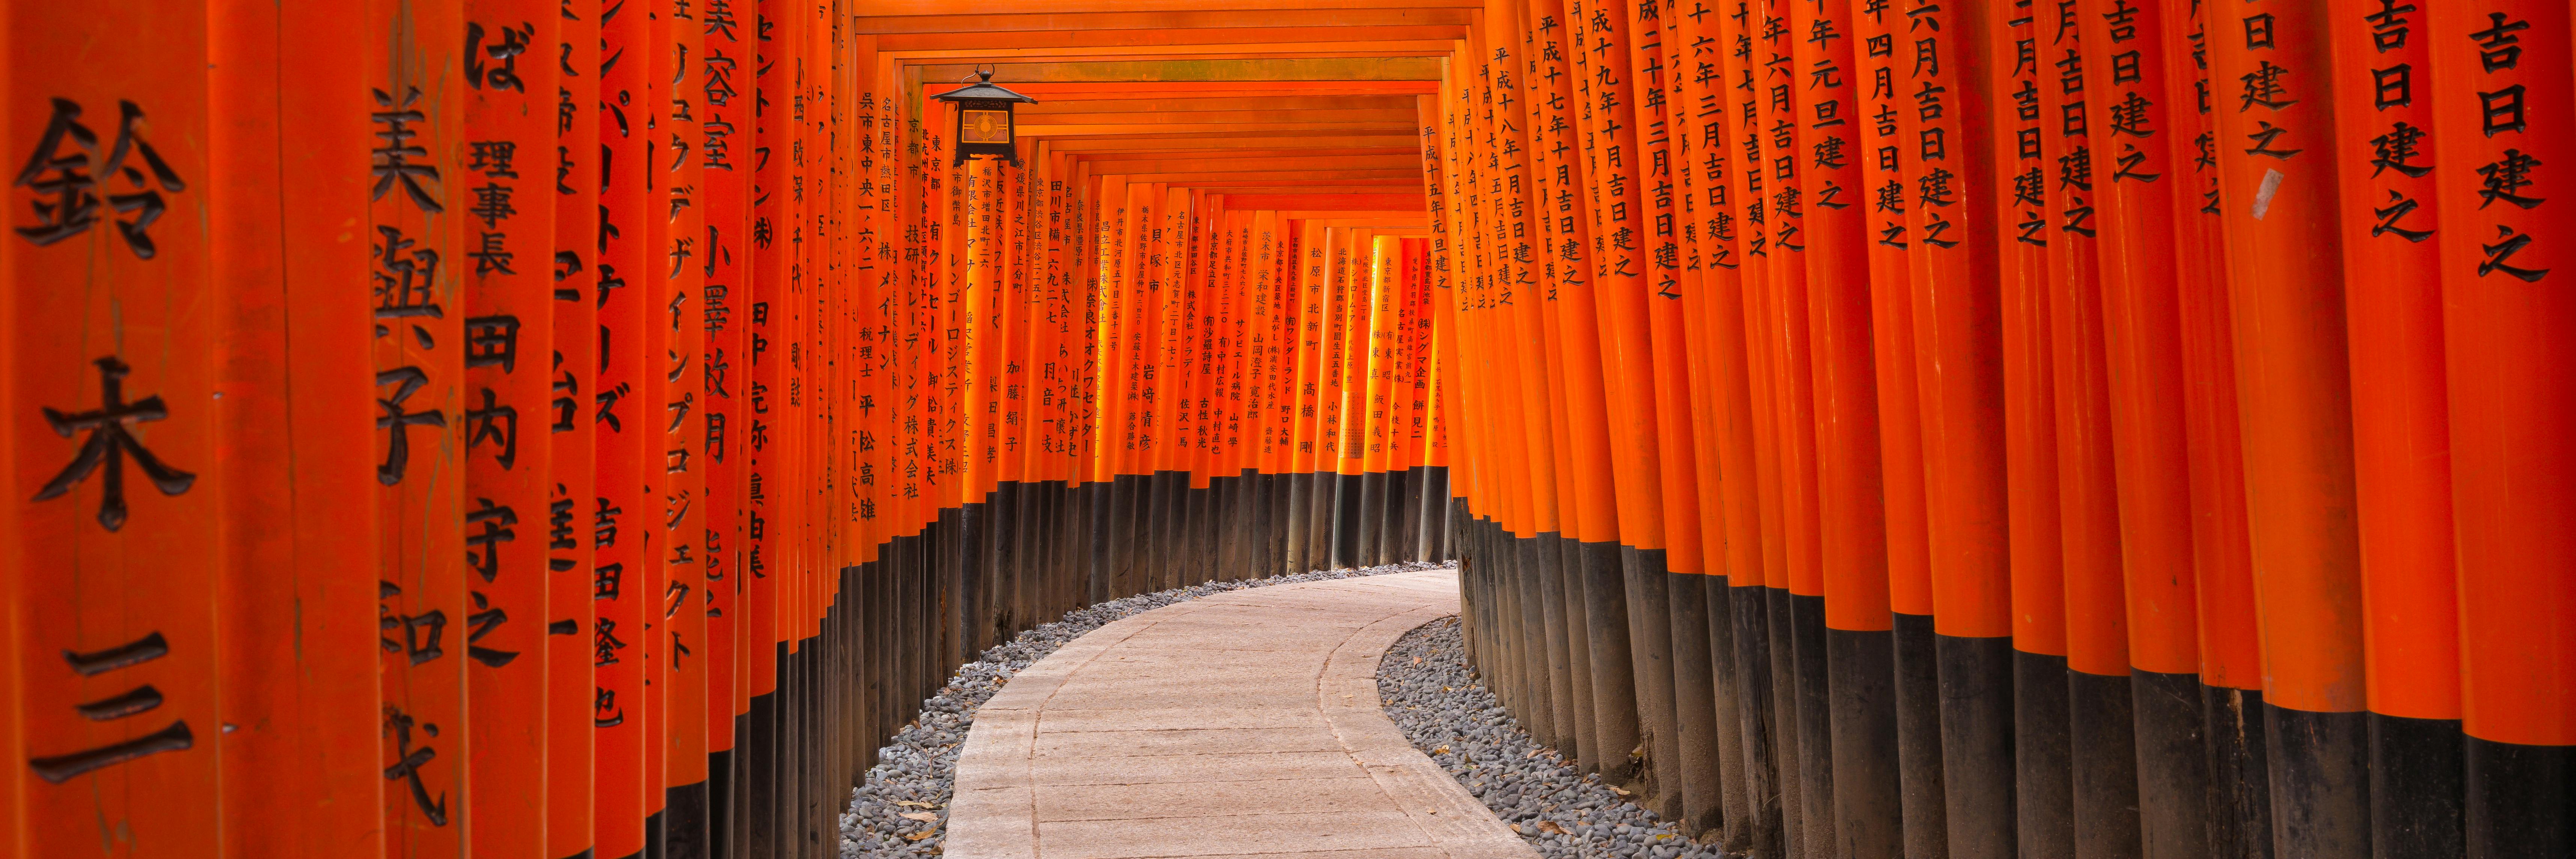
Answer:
[945,569,1538,859]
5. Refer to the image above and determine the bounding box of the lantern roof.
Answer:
[934,69,1038,105]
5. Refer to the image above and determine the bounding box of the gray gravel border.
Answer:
[838,560,1458,856]
[1376,616,1740,859]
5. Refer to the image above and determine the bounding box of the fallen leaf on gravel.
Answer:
[899,812,940,823]
[1432,745,1450,754]
[1412,656,1423,665]
[903,831,935,841]
[1525,749,1541,759]
[1537,821,1570,835]
[894,801,938,809]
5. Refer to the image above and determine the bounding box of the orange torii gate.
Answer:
[4,4,2574,859]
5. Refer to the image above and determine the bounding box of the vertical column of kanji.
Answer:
[1665,0,1758,831]
[660,0,711,849]
[1244,209,1276,571]
[1294,217,1332,572]
[1700,1,1787,851]
[11,0,216,850]
[1571,0,1693,816]
[739,0,788,848]
[1377,230,1409,561]
[1360,234,1396,561]
[1403,236,1436,557]
[633,0,673,833]
[1896,0,2015,854]
[1982,31,2063,800]
[1036,149,1066,610]
[1494,0,1587,765]
[359,0,472,850]
[1000,149,1034,609]
[849,74,883,752]
[1515,0,1590,634]
[2028,1,2105,853]
[1894,0,2013,854]
[984,154,1014,616]
[592,0,651,851]
[1792,0,1905,843]
[1629,12,1728,823]
[696,0,748,833]
[2069,0,2197,849]
[1713,6,1802,848]
[1527,0,1643,791]
[1856,0,1933,693]
[550,3,602,856]
[1667,0,1732,597]
[459,2,562,852]
[1121,183,1160,590]
[1638,0,1721,836]
[1077,170,1110,592]
[1089,175,1127,588]
[2207,2,2370,857]
[2323,3,2460,855]
[1441,44,1504,701]
[1745,0,1833,850]
[1217,207,1249,572]
[737,0,783,851]
[1193,206,1230,578]
[1337,226,1382,572]
[1266,207,1289,569]
[2147,0,2267,851]
[2426,2,2576,855]
[205,0,383,853]
[1162,192,1195,578]
[1161,188,1199,587]
[859,61,897,752]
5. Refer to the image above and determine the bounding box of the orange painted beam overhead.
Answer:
[876,26,1463,51]
[852,8,1474,31]
[863,0,1479,16]
[1218,195,1426,210]
[1073,155,1423,173]
[910,57,1440,83]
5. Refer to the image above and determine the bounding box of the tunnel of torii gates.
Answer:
[2,0,2574,856]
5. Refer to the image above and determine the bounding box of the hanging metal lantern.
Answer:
[933,66,1037,167]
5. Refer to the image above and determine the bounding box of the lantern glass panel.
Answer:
[960,108,1012,145]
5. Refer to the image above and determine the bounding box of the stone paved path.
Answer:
[945,569,1539,859]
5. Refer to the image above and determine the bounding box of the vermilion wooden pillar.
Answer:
[659,5,713,851]
[2323,0,2462,854]
[207,2,384,858]
[363,0,470,853]
[2032,3,2110,853]
[2425,1,2576,855]
[552,3,603,857]
[701,0,754,847]
[1899,1,2016,855]
[460,2,562,855]
[2205,0,2369,856]
[11,2,219,856]
[595,0,653,850]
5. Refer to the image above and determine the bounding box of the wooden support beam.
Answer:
[860,0,1479,16]
[1215,194,1427,210]
[910,57,1442,83]
[853,8,1475,33]
[876,26,1465,51]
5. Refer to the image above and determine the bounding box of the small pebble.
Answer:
[1375,617,1742,859]
[840,560,1456,857]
